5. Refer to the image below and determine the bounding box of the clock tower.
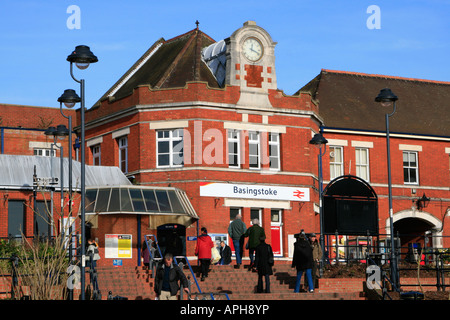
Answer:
[225,21,278,108]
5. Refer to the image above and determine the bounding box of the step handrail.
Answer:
[144,234,163,260]
[174,255,227,300]
[174,255,206,297]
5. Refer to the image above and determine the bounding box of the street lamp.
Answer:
[65,45,97,300]
[309,132,328,277]
[58,89,79,300]
[58,90,80,219]
[44,125,69,237]
[375,87,399,290]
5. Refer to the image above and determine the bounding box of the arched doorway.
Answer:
[323,175,378,236]
[386,210,443,253]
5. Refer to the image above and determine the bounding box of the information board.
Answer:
[105,234,132,259]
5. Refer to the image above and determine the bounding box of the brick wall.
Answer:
[318,278,366,293]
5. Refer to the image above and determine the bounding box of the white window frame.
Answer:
[403,151,419,185]
[156,129,184,168]
[330,146,344,180]
[248,131,260,170]
[250,208,262,226]
[34,148,56,157]
[92,145,101,166]
[227,130,241,168]
[355,147,370,182]
[118,136,128,173]
[269,132,280,171]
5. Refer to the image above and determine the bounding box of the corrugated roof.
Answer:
[0,154,131,190]
[299,69,450,137]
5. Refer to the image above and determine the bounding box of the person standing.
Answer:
[254,236,273,293]
[292,232,314,293]
[309,233,323,288]
[86,238,100,269]
[141,239,150,270]
[219,241,232,265]
[195,227,214,281]
[154,253,189,300]
[244,219,265,269]
[228,213,247,268]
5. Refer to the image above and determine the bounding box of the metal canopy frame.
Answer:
[83,185,198,220]
[322,175,379,236]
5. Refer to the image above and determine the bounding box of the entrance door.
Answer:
[156,224,186,258]
[270,209,283,256]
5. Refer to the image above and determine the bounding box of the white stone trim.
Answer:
[29,141,58,149]
[351,141,374,148]
[223,121,286,133]
[399,144,422,152]
[223,198,291,209]
[149,120,189,130]
[111,127,130,139]
[86,136,103,147]
[327,139,348,147]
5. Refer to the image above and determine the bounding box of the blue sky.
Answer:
[0,0,449,109]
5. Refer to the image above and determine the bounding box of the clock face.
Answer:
[242,37,263,62]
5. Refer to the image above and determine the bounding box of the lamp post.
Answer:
[64,45,97,300]
[375,88,399,290]
[57,91,77,300]
[309,132,328,277]
[44,125,69,237]
[58,89,78,220]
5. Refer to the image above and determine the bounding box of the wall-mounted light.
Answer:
[416,193,430,211]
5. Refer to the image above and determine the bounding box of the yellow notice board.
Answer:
[105,234,132,259]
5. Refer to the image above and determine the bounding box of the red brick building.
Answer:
[1,22,449,268]
[299,69,450,254]
[0,104,78,240]
[79,22,450,266]
[81,21,321,265]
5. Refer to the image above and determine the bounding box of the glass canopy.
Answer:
[83,186,198,219]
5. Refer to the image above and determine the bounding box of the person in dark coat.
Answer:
[219,241,232,265]
[154,253,189,300]
[291,232,314,293]
[244,219,265,268]
[228,213,247,268]
[254,236,273,293]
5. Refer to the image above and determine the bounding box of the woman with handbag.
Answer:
[195,227,214,281]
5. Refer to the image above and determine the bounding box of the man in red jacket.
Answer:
[195,227,214,281]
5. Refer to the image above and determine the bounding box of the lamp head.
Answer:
[44,126,57,136]
[375,88,398,108]
[67,45,98,70]
[55,124,69,139]
[58,89,81,108]
[309,133,328,148]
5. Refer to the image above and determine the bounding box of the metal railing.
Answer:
[320,231,450,293]
[143,234,229,300]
